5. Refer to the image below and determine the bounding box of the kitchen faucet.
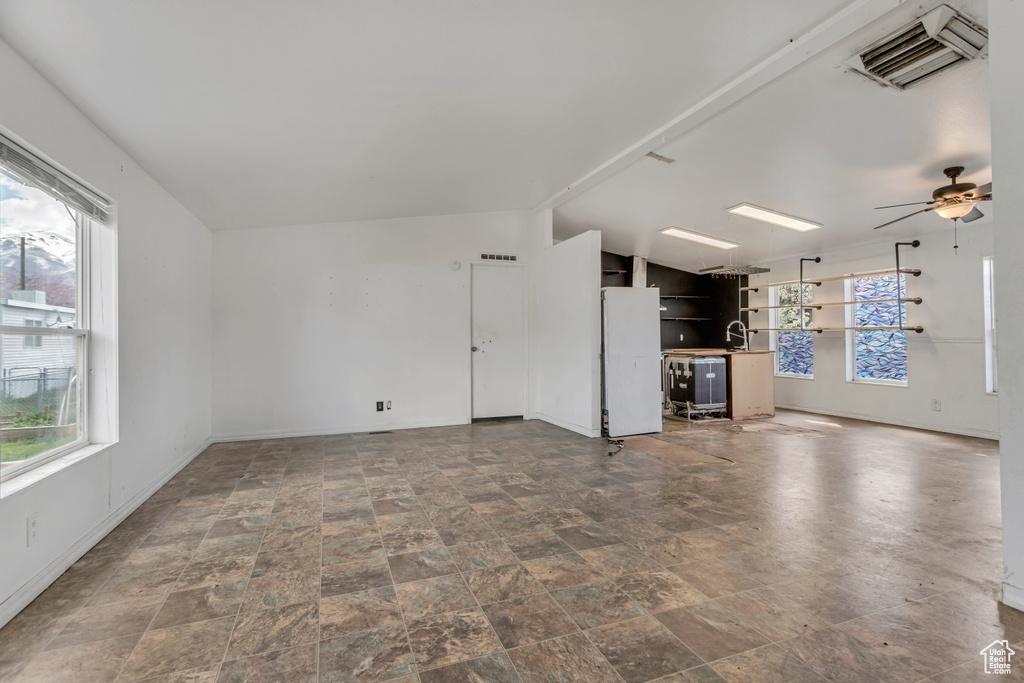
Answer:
[726,320,748,351]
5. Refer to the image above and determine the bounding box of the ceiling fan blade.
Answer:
[872,207,933,230]
[961,206,985,223]
[874,200,935,209]
[976,182,992,195]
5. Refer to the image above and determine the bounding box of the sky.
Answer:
[0,170,76,238]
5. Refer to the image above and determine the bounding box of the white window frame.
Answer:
[0,132,115,485]
[769,284,814,379]
[983,256,997,395]
[844,273,909,387]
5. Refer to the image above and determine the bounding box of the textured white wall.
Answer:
[212,211,540,439]
[0,39,213,625]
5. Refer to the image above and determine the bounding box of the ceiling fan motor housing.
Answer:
[933,182,977,201]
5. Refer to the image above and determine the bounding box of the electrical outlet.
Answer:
[679,334,685,342]
[931,399,941,412]
[26,513,38,547]
[376,401,384,412]
[386,400,392,410]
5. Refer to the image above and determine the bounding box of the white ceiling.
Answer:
[0,1,992,267]
[554,0,992,271]
[0,0,853,232]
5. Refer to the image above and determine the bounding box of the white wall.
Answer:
[533,230,602,437]
[212,211,540,439]
[0,39,213,624]
[748,226,998,439]
[991,0,1024,612]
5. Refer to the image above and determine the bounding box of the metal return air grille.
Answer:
[846,4,987,90]
[481,253,517,261]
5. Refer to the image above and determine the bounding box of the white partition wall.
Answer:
[533,231,602,437]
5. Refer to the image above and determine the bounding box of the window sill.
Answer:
[0,442,116,498]
[776,373,815,381]
[847,379,908,388]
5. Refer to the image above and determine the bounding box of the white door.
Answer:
[471,264,526,418]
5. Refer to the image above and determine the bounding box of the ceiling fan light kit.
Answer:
[660,227,740,250]
[727,204,822,232]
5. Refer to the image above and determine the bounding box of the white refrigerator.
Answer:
[602,287,663,437]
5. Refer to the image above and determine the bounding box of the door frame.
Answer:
[468,261,529,421]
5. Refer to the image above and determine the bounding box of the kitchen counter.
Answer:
[662,349,775,419]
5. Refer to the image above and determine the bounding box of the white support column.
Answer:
[991,0,1024,612]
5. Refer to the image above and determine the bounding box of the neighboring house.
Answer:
[0,290,76,404]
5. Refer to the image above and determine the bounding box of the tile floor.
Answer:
[1,410,1023,682]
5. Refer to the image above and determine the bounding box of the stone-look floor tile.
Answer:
[465,563,546,604]
[436,520,498,546]
[784,625,914,683]
[418,651,521,683]
[240,567,320,612]
[250,543,320,578]
[138,663,222,681]
[713,587,831,641]
[372,495,423,516]
[205,514,269,539]
[150,580,246,629]
[14,633,140,683]
[395,574,477,621]
[45,594,163,650]
[0,612,76,679]
[140,525,210,551]
[125,543,195,573]
[523,552,606,591]
[322,518,378,541]
[484,512,551,538]
[388,546,459,584]
[669,558,762,598]
[655,666,730,682]
[770,575,882,624]
[505,530,574,561]
[381,527,446,555]
[553,523,623,551]
[322,534,384,566]
[719,548,820,586]
[481,593,579,648]
[406,608,504,670]
[318,622,416,682]
[225,601,319,659]
[710,644,828,683]
[117,616,236,680]
[217,643,317,683]
[260,524,322,551]
[191,532,264,562]
[88,564,185,606]
[647,508,711,534]
[614,569,708,612]
[321,557,392,598]
[424,504,478,526]
[449,539,520,572]
[655,601,772,663]
[507,631,622,683]
[631,534,714,567]
[580,543,661,578]
[531,507,595,529]
[550,579,648,629]
[319,586,403,639]
[678,527,751,557]
[588,615,703,683]
[175,556,255,591]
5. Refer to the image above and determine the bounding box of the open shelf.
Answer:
[743,297,922,312]
[741,268,921,291]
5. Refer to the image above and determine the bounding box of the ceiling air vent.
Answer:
[846,4,987,90]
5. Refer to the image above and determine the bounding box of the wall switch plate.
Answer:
[376,401,384,412]
[26,513,38,547]
[931,399,941,412]
[386,401,392,410]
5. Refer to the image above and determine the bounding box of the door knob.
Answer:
[472,346,479,352]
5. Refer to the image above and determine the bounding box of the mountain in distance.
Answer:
[0,230,76,307]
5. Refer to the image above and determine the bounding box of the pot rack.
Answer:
[744,241,925,335]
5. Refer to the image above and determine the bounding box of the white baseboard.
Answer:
[774,403,999,441]
[1003,582,1024,613]
[535,412,601,438]
[212,417,472,443]
[0,436,212,629]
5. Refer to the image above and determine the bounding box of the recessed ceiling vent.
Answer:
[845,4,987,90]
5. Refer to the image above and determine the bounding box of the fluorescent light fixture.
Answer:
[728,203,822,232]
[660,227,740,250]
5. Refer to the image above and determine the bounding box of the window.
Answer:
[23,319,43,347]
[1,133,111,478]
[847,273,908,383]
[983,256,997,394]
[770,283,814,377]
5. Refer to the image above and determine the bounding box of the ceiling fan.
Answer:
[873,166,992,230]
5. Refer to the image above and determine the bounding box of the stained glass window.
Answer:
[852,274,907,382]
[774,283,814,376]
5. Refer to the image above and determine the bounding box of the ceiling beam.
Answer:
[535,0,907,211]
